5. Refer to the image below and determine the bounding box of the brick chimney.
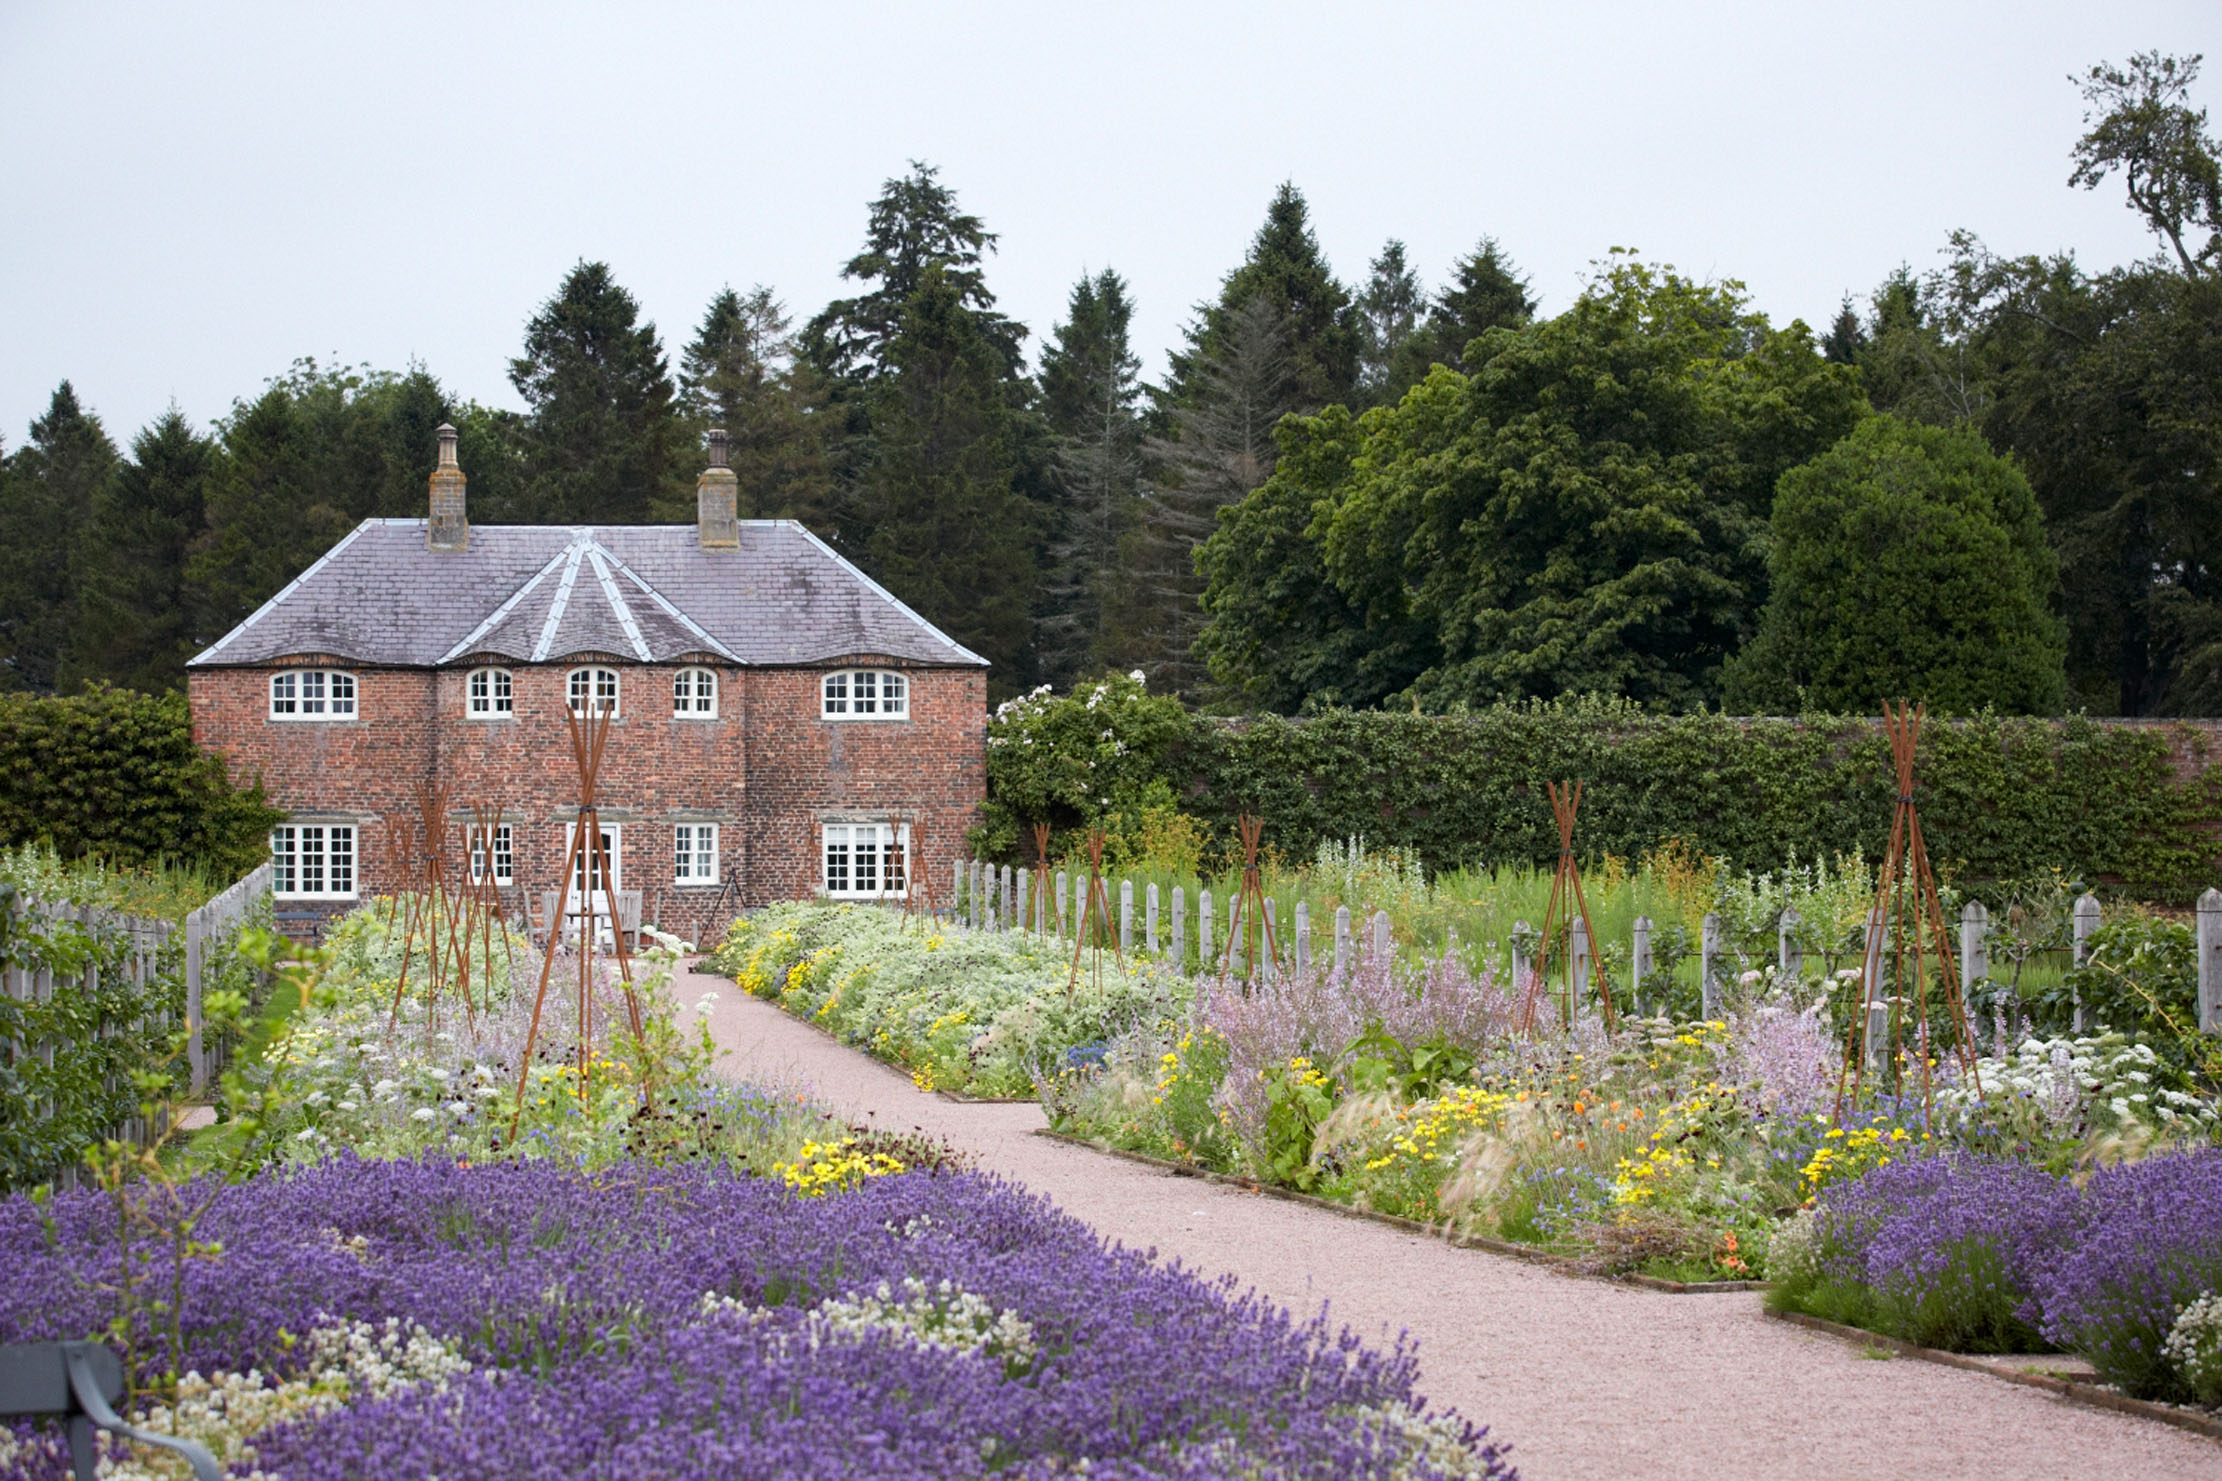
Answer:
[427,423,468,551]
[697,428,738,549]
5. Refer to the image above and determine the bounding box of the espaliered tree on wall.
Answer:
[977,682,2222,903]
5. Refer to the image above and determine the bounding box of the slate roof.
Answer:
[188,520,989,669]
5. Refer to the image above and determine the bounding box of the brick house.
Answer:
[186,426,988,939]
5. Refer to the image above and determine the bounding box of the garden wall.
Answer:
[1158,706,2222,902]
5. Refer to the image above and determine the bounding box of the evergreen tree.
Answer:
[852,266,1036,688]
[185,387,354,645]
[1037,269,1144,686]
[510,261,684,524]
[0,383,118,692]
[1356,239,1425,406]
[802,163,1024,384]
[1722,415,2066,714]
[1821,295,1866,364]
[1408,238,1535,374]
[1165,183,1357,412]
[672,286,833,523]
[1135,295,1295,695]
[61,409,212,693]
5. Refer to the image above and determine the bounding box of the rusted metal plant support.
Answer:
[1219,814,1282,988]
[1066,828,1121,1002]
[1524,781,1618,1032]
[1836,701,1983,1122]
[509,702,648,1142]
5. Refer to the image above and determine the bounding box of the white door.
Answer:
[564,823,621,936]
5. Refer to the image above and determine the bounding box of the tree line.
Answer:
[0,51,2213,715]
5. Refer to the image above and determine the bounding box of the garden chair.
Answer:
[616,889,643,952]
[0,1341,221,1480]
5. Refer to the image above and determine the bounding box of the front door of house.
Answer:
[564,823,621,929]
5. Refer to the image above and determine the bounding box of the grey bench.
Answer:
[0,1342,220,1480]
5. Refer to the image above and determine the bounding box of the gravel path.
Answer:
[684,965,2216,1480]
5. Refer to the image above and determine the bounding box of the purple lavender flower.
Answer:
[2031,1147,2222,1400]
[0,1158,1514,1479]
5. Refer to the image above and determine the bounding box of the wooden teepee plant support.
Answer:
[385,776,460,1037]
[1522,781,1617,1033]
[1065,827,1120,1002]
[1836,701,1983,1121]
[1219,813,1282,988]
[1031,822,1053,934]
[509,700,648,1141]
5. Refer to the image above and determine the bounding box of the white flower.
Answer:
[410,1107,439,1123]
[1128,669,1146,684]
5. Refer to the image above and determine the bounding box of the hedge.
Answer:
[0,686,282,879]
[982,694,2222,903]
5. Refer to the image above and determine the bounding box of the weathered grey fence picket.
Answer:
[185,862,275,1092]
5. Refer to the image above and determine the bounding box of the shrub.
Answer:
[0,685,282,879]
[2032,1149,2222,1400]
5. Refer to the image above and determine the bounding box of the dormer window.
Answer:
[567,667,619,717]
[270,669,356,720]
[821,669,907,720]
[466,667,513,718]
[673,667,718,718]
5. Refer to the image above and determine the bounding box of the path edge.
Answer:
[1033,1128,1767,1294]
[1765,1308,2222,1444]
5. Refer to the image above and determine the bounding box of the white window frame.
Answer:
[466,667,514,719]
[674,822,720,885]
[820,669,908,721]
[271,824,357,898]
[821,822,909,898]
[673,667,718,719]
[468,822,514,886]
[567,666,620,717]
[269,669,357,721]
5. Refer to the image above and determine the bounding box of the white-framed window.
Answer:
[468,823,514,885]
[820,669,908,719]
[822,822,908,897]
[269,670,357,720]
[673,667,718,718]
[271,824,356,898]
[567,666,619,717]
[467,668,514,718]
[674,823,719,884]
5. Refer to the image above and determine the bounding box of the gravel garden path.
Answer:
[683,966,2217,1480]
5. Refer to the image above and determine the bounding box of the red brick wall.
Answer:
[188,657,985,937]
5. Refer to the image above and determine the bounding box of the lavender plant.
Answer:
[2031,1148,2222,1400]
[1,1158,1514,1480]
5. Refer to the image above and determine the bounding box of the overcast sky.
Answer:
[2,1,2213,446]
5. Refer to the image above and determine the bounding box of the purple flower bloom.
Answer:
[1,1158,1514,1479]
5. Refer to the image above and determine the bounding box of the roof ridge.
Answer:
[584,545,653,662]
[789,524,990,668]
[189,521,375,665]
[437,544,572,665]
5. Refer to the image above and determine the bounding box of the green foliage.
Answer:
[61,410,212,695]
[974,670,1195,861]
[1167,182,1358,412]
[852,265,1037,685]
[1725,415,2066,715]
[983,692,2222,902]
[0,383,117,693]
[672,286,833,524]
[0,846,266,1192]
[509,261,686,526]
[0,686,283,877]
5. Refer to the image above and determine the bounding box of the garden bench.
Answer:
[0,1341,221,1480]
[273,906,325,942]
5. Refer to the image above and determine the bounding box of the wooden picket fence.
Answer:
[1,863,272,1188]
[946,858,2222,1035]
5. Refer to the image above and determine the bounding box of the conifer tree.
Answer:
[61,410,212,693]
[852,266,1036,687]
[803,163,1024,384]
[1165,183,1357,412]
[1037,269,1144,685]
[1409,238,1535,373]
[0,383,118,692]
[1356,239,1426,406]
[185,387,354,646]
[673,286,832,522]
[1135,295,1295,695]
[509,261,684,524]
